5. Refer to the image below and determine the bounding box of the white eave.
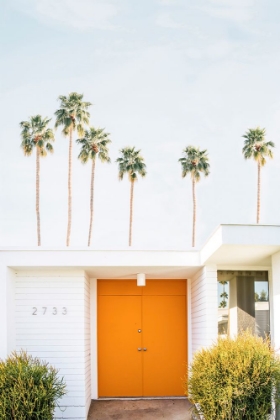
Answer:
[0,249,201,278]
[0,224,280,277]
[200,224,280,266]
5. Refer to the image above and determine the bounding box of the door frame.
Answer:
[90,278,191,399]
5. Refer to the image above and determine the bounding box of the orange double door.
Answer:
[97,280,187,397]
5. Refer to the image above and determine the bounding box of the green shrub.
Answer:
[186,332,280,420]
[0,350,66,420]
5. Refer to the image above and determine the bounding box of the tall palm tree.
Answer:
[116,147,147,247]
[242,127,275,224]
[54,92,91,246]
[77,127,111,247]
[20,115,55,246]
[179,146,210,248]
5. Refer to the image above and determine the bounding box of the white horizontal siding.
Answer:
[84,275,91,416]
[271,251,280,354]
[15,273,89,420]
[0,265,8,358]
[191,265,218,357]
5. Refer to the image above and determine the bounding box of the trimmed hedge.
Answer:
[186,332,280,420]
[0,351,66,420]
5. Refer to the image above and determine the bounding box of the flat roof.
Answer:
[0,224,279,277]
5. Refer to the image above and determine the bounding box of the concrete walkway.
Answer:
[88,398,193,420]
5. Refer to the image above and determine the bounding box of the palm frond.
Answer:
[242,127,274,166]
[54,92,92,137]
[76,123,85,138]
[77,126,111,165]
[116,146,147,181]
[20,115,55,157]
[46,143,54,153]
[179,145,210,182]
[78,148,90,164]
[39,147,47,157]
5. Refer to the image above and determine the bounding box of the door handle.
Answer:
[137,348,142,351]
[143,348,147,351]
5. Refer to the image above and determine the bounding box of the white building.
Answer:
[1,224,280,420]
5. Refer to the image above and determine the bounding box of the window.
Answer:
[217,271,269,338]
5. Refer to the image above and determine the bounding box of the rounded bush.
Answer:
[186,332,280,420]
[0,351,66,420]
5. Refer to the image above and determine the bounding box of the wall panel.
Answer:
[191,265,218,357]
[15,272,90,420]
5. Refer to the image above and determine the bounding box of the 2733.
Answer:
[32,307,67,315]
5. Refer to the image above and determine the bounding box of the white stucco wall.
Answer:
[14,270,90,420]
[190,265,218,357]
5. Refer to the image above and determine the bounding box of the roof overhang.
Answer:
[0,249,201,279]
[201,224,280,267]
[1,224,280,278]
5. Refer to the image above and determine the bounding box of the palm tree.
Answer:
[20,115,55,246]
[179,146,210,248]
[116,147,147,246]
[242,128,275,224]
[77,127,111,246]
[54,92,91,246]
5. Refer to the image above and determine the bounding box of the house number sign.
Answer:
[32,307,67,315]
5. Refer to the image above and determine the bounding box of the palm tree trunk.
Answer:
[192,178,196,248]
[257,160,261,224]
[66,128,73,246]
[88,158,96,247]
[36,147,41,246]
[129,180,134,247]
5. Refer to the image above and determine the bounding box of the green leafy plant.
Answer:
[0,351,66,420]
[186,332,280,420]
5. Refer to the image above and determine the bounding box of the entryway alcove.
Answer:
[97,280,187,397]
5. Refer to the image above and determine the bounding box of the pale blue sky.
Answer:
[1,0,280,248]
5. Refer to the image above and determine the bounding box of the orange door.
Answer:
[142,295,187,396]
[98,295,142,397]
[97,280,187,397]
